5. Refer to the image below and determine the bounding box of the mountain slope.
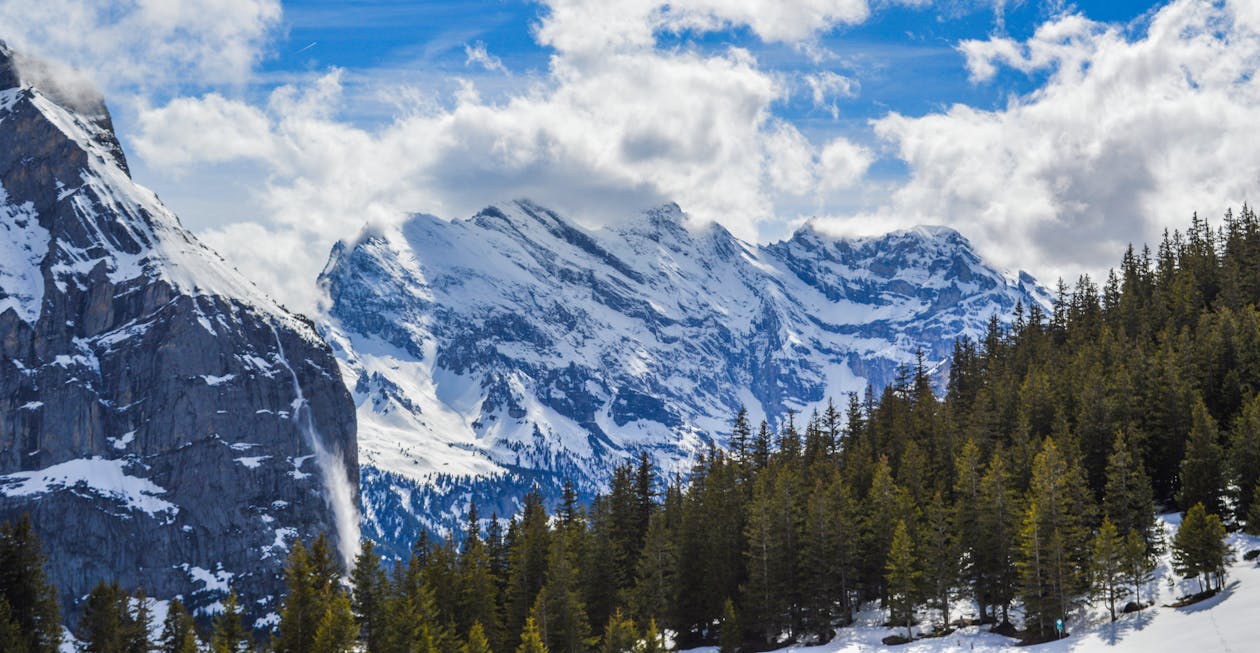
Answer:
[319,200,1048,550]
[0,43,358,623]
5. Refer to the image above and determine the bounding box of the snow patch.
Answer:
[0,457,177,519]
[0,184,49,324]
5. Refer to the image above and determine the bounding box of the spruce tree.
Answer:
[598,609,638,653]
[81,582,126,653]
[531,533,593,653]
[718,599,740,653]
[311,592,358,653]
[1179,400,1226,516]
[0,597,27,653]
[975,451,1019,624]
[922,491,958,632]
[159,599,199,653]
[1247,482,1260,535]
[884,521,919,640]
[1088,517,1127,622]
[0,515,61,653]
[275,541,321,653]
[1230,393,1260,523]
[629,512,675,624]
[124,589,153,653]
[210,591,249,653]
[465,622,495,653]
[1103,428,1157,545]
[1018,438,1091,642]
[350,540,386,652]
[1172,503,1232,594]
[516,617,548,653]
[1120,530,1156,607]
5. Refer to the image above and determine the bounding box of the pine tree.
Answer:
[275,541,319,653]
[884,521,920,640]
[629,512,675,625]
[516,617,548,653]
[81,582,126,653]
[637,618,665,653]
[1230,393,1260,523]
[975,451,1019,624]
[465,622,495,653]
[531,532,593,653]
[1179,400,1227,516]
[0,515,61,653]
[922,491,958,632]
[1018,438,1091,642]
[598,609,638,653]
[506,491,551,646]
[350,540,386,652]
[1103,428,1157,545]
[1120,530,1156,607]
[1247,483,1260,535]
[459,507,502,651]
[1172,503,1232,594]
[210,591,249,653]
[159,599,199,653]
[1088,517,1128,622]
[124,589,153,653]
[311,592,358,653]
[0,597,27,653]
[718,599,740,653]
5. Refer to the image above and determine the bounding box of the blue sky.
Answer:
[4,0,1257,310]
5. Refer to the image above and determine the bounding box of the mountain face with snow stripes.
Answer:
[319,199,1050,552]
[0,43,358,623]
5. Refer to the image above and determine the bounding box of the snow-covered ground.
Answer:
[687,513,1260,653]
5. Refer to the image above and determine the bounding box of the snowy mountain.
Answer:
[318,199,1049,550]
[0,42,358,623]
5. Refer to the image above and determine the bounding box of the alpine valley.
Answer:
[0,35,1056,619]
[318,200,1051,552]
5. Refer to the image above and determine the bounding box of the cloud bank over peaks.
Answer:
[130,0,879,311]
[829,0,1260,286]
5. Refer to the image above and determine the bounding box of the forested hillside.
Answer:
[14,208,1260,651]
[275,207,1260,652]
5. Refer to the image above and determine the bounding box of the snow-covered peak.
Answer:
[321,200,1049,541]
[0,66,316,339]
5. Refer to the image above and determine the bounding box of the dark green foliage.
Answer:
[883,521,919,640]
[153,206,1260,652]
[0,516,61,653]
[1172,503,1232,594]
[1179,401,1227,515]
[211,591,250,653]
[159,599,199,653]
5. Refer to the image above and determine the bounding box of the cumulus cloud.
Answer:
[828,0,1260,284]
[0,0,280,93]
[133,0,876,310]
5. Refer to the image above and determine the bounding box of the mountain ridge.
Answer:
[319,198,1049,551]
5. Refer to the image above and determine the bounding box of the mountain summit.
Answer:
[0,44,358,622]
[319,199,1047,550]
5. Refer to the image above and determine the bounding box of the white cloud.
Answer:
[132,1,877,310]
[834,0,1260,283]
[0,0,280,93]
[535,0,872,56]
[464,42,508,74]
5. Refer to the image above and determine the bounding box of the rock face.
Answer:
[319,200,1049,553]
[0,42,358,624]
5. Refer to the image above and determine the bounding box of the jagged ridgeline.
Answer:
[0,42,358,624]
[318,208,1259,652]
[320,200,1051,551]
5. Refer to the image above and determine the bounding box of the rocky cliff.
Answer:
[0,42,358,624]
